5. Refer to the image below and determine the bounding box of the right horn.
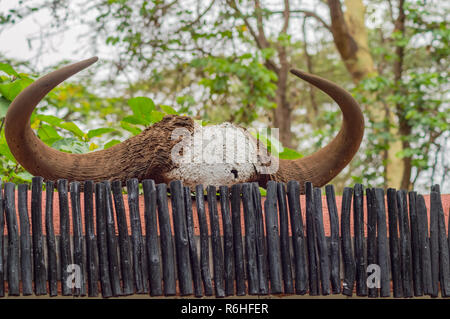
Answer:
[272,69,365,188]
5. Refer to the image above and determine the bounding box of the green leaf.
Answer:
[149,110,164,124]
[120,121,141,136]
[0,78,33,101]
[127,96,155,122]
[0,63,19,77]
[122,115,149,125]
[0,96,10,117]
[59,122,85,139]
[37,124,62,145]
[0,142,16,162]
[52,138,89,154]
[104,139,121,149]
[36,114,62,126]
[87,127,116,139]
[279,147,303,160]
[14,171,33,182]
[160,104,179,115]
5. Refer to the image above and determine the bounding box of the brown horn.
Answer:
[4,57,182,184]
[272,69,364,189]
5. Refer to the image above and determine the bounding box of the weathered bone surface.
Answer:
[4,57,364,191]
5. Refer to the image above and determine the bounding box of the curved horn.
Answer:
[4,57,141,182]
[273,69,364,188]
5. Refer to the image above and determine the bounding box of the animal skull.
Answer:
[4,57,364,192]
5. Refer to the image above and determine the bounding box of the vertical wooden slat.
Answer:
[374,188,390,297]
[156,183,176,296]
[277,183,295,294]
[353,184,367,296]
[366,188,378,298]
[251,182,268,295]
[241,183,259,295]
[287,180,308,295]
[429,186,440,297]
[408,191,423,296]
[0,180,5,297]
[127,178,149,294]
[112,180,135,296]
[431,186,450,297]
[417,194,432,296]
[103,181,123,296]
[83,180,98,297]
[219,186,235,296]
[58,179,73,296]
[31,176,47,295]
[397,190,413,297]
[95,182,113,298]
[184,186,203,297]
[264,181,282,294]
[195,185,213,296]
[325,184,341,294]
[387,188,403,298]
[142,180,163,296]
[313,187,330,296]
[45,181,58,297]
[305,181,319,296]
[341,187,355,296]
[70,181,87,296]
[18,184,33,296]
[4,182,19,296]
[170,180,193,296]
[206,185,225,298]
[230,184,246,296]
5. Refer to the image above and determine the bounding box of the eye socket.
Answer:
[231,168,238,179]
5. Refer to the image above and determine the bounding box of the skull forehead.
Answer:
[165,122,262,187]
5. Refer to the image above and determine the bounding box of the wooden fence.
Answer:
[0,176,448,298]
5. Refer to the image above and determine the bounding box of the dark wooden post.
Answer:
[4,182,19,296]
[305,182,319,295]
[195,185,214,296]
[112,180,135,296]
[242,183,259,295]
[219,186,235,296]
[127,178,149,294]
[366,188,378,298]
[58,179,73,296]
[142,180,163,296]
[287,181,308,295]
[70,181,87,296]
[431,185,450,297]
[397,190,413,297]
[252,182,269,295]
[103,181,123,296]
[95,182,113,298]
[83,180,98,297]
[184,186,203,297]
[374,188,390,297]
[207,185,225,297]
[156,183,177,296]
[170,180,193,296]
[313,187,330,295]
[408,191,423,296]
[416,194,432,296]
[265,181,282,294]
[386,188,403,298]
[45,181,59,297]
[341,187,355,296]
[230,184,246,296]
[353,184,367,296]
[31,176,47,295]
[18,184,33,296]
[325,184,341,294]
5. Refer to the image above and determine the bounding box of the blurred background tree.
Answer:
[0,0,448,193]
